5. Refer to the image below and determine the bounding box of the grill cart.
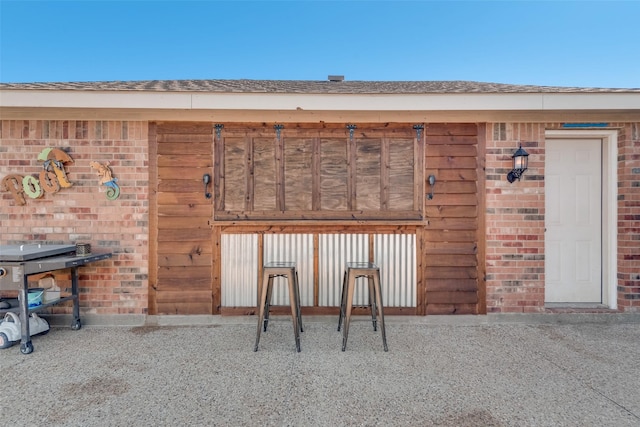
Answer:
[0,244,112,354]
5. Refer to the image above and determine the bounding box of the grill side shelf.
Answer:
[0,294,77,315]
[0,244,77,261]
[23,253,112,275]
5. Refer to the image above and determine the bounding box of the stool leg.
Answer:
[337,270,348,332]
[373,272,388,352]
[254,272,271,351]
[287,272,301,352]
[263,275,274,332]
[368,276,377,331]
[294,270,303,333]
[342,270,356,351]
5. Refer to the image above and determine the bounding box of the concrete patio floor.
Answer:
[1,314,639,426]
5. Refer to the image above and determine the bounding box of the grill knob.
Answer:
[0,268,6,277]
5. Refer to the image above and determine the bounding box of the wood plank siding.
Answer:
[152,122,214,314]
[424,123,482,314]
[150,122,484,315]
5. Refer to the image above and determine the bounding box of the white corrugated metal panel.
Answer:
[318,234,369,306]
[374,234,416,307]
[221,232,416,308]
[263,234,314,306]
[221,234,258,307]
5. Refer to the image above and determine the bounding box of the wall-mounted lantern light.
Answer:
[506,144,529,183]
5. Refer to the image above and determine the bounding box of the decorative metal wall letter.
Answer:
[1,147,75,205]
[38,148,74,189]
[1,175,27,205]
[90,161,120,200]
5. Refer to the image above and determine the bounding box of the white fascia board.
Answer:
[0,90,193,109]
[191,93,544,111]
[1,89,639,111]
[542,93,640,110]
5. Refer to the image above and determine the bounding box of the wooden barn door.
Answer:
[421,123,485,314]
[149,122,215,314]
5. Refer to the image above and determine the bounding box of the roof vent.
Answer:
[328,75,344,82]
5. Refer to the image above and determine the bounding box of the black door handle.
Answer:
[203,174,212,199]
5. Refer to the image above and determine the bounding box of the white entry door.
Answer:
[545,138,602,303]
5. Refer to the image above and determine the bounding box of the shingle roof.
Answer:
[1,79,639,94]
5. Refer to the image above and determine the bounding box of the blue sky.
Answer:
[1,0,638,88]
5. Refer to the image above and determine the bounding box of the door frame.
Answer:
[544,129,618,309]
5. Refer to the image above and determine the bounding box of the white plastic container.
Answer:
[43,288,60,303]
[40,274,61,303]
[17,288,45,308]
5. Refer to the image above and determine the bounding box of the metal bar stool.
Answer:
[254,262,304,352]
[337,262,388,351]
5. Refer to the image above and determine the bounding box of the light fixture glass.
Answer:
[507,144,529,183]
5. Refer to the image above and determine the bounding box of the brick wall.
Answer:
[485,123,546,313]
[0,120,149,315]
[618,123,640,312]
[485,122,640,313]
[3,119,637,316]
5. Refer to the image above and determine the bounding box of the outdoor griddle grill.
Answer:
[0,244,112,354]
